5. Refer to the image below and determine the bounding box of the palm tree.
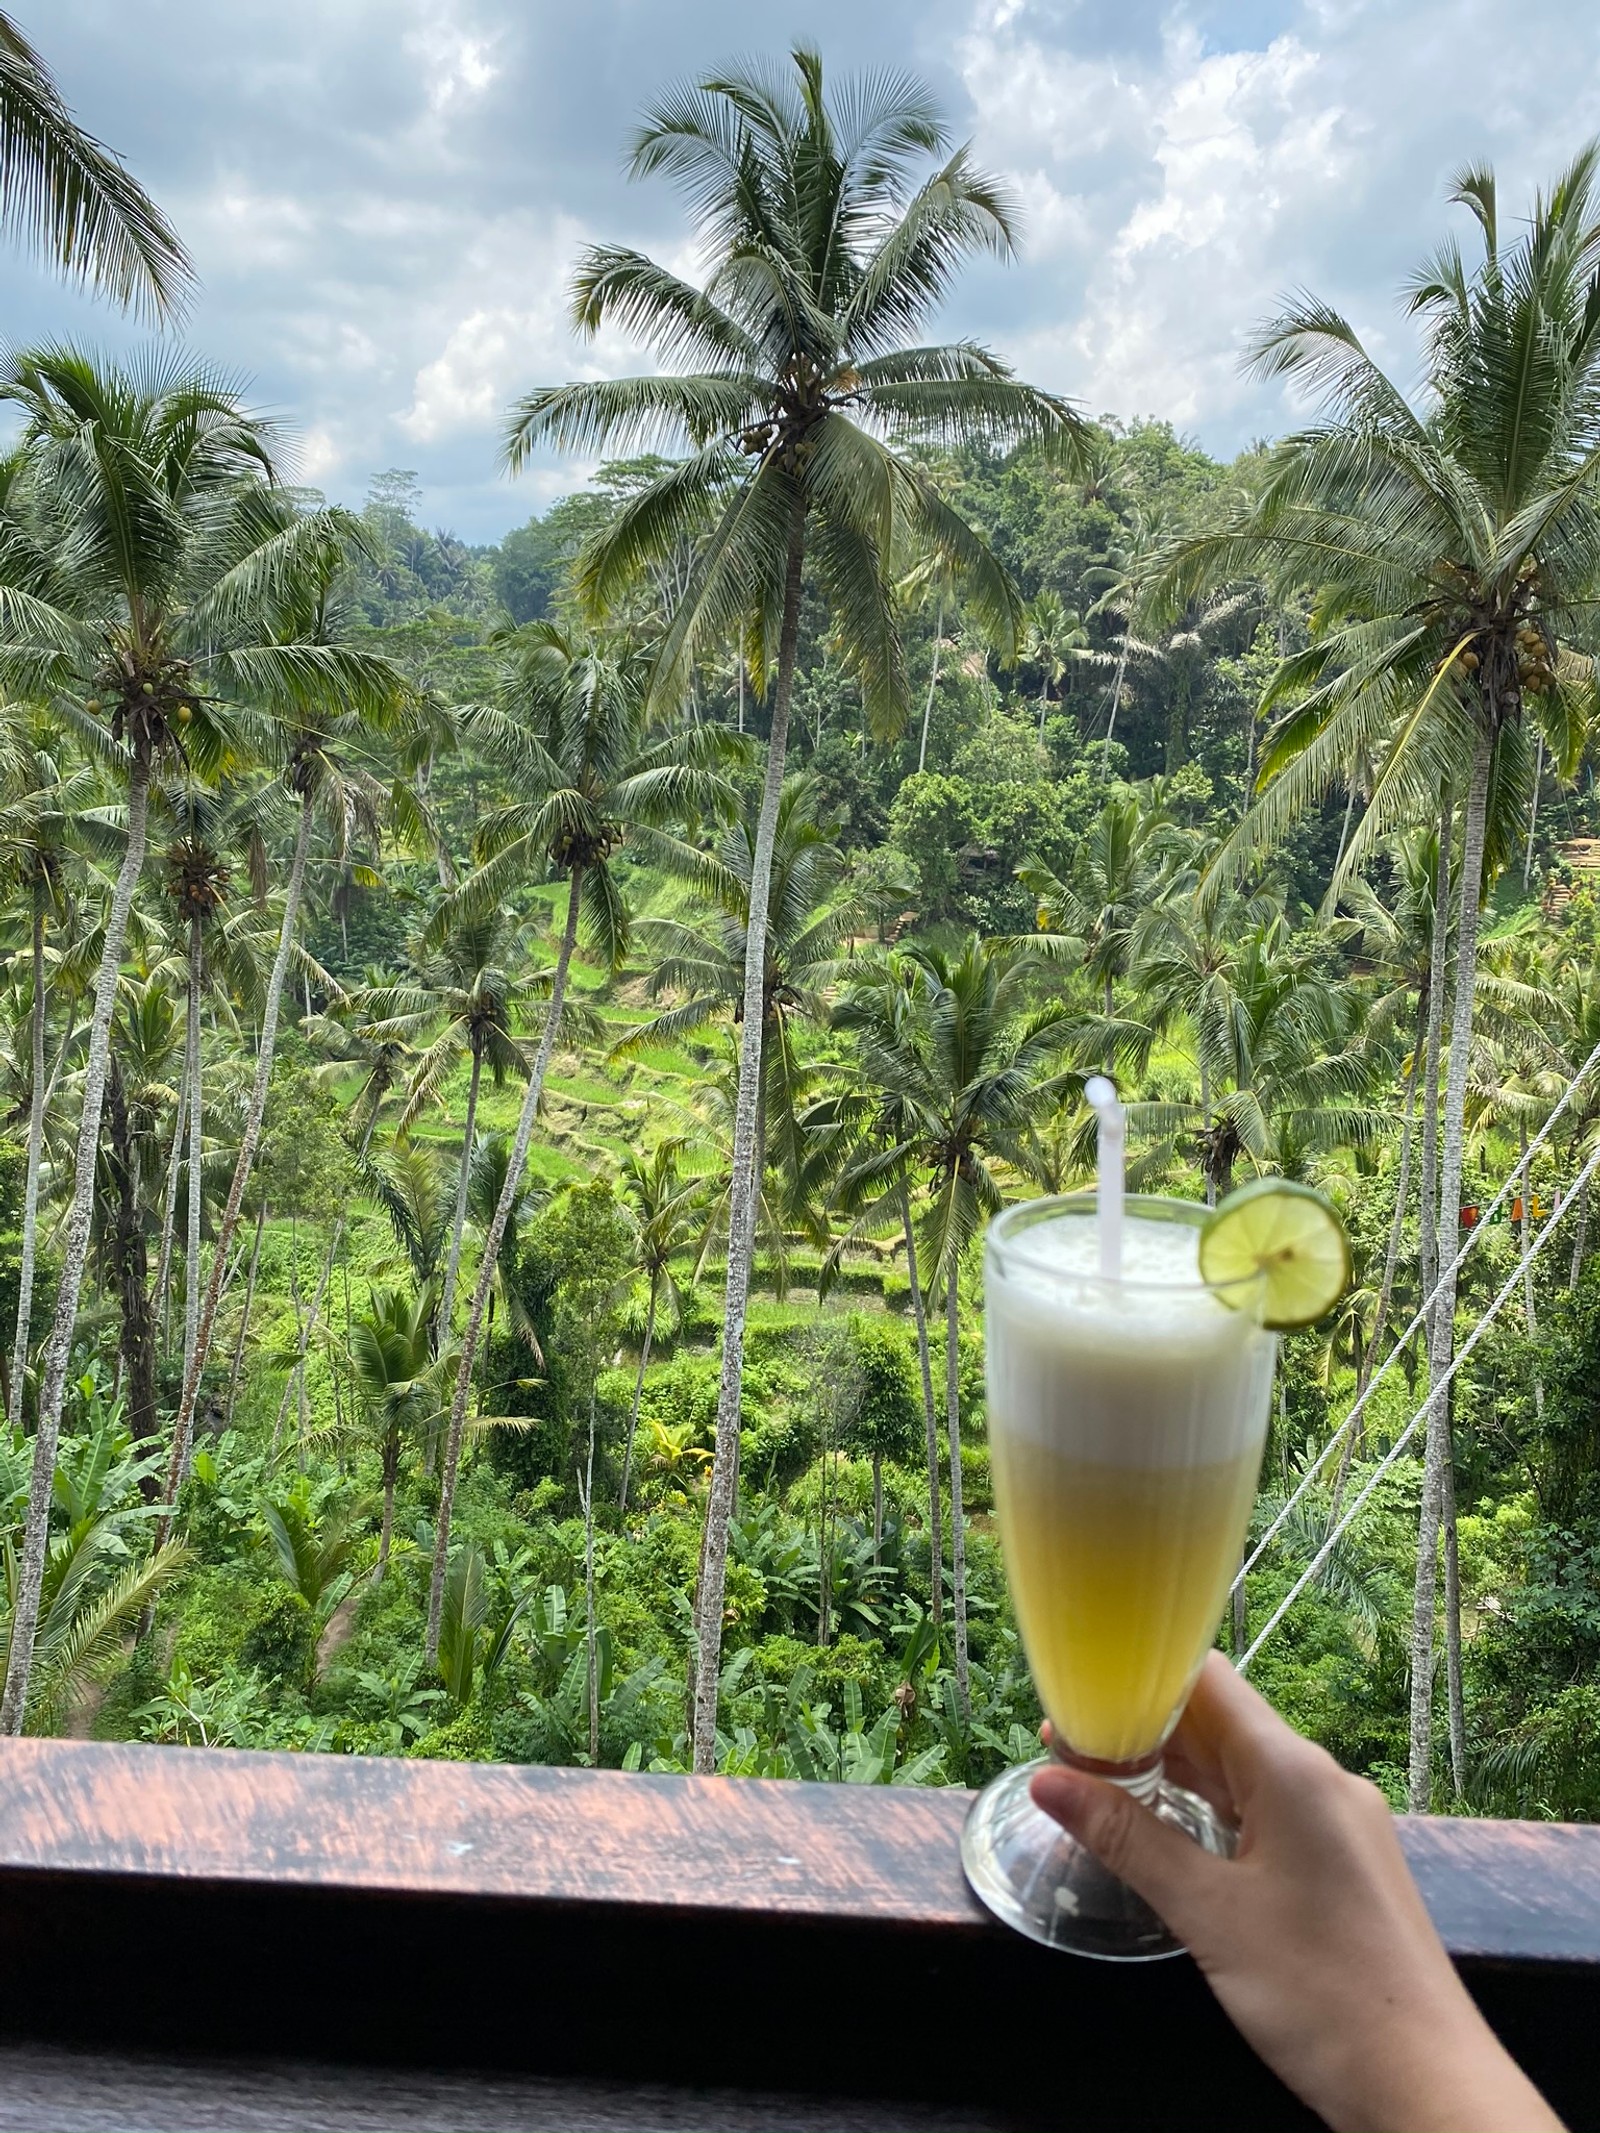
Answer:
[1337,830,1445,1400]
[0,347,401,1733]
[1134,909,1381,1202]
[0,735,99,1426]
[1083,507,1169,772]
[303,974,415,1148]
[0,1379,188,1732]
[359,907,534,1342]
[616,1137,700,1512]
[464,1129,545,1383]
[162,538,416,1516]
[155,775,266,1388]
[1071,858,1270,1201]
[99,969,183,1447]
[367,1141,451,1300]
[1020,787,1181,1051]
[828,950,947,1636]
[1102,591,1254,774]
[423,625,731,1666]
[281,973,419,1395]
[503,48,1084,1769]
[838,937,1072,1721]
[619,776,855,1213]
[347,1286,448,1579]
[1163,149,1600,1809]
[895,555,954,774]
[1022,589,1087,736]
[1540,959,1600,1285]
[0,13,190,320]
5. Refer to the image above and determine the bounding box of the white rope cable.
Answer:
[1229,1033,1600,1598]
[1236,1132,1600,1675]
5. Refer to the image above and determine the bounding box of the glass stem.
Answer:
[1049,1739,1165,1802]
[1111,1760,1165,1806]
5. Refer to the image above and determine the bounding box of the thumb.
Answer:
[1030,1764,1226,1940]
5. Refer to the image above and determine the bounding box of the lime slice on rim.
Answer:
[1198,1177,1351,1330]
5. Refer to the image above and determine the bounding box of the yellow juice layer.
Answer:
[991,1436,1259,1764]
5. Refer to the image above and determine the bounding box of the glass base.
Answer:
[960,1756,1235,1960]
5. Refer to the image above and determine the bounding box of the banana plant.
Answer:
[518,1628,669,1766]
[787,1676,948,1786]
[436,1543,541,1709]
[0,1371,187,1733]
[261,1482,363,1629]
[345,1657,444,1753]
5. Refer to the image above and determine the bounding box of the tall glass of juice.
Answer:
[961,1192,1277,1960]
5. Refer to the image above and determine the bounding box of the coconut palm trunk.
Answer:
[105,1053,157,1446]
[584,1387,600,1766]
[226,1200,267,1420]
[1440,1440,1467,1797]
[690,491,807,1771]
[152,1050,186,1340]
[618,1275,657,1515]
[8,886,47,1428]
[183,910,203,1382]
[273,1217,307,1456]
[273,1106,381,1444]
[1363,1000,1427,1401]
[1,757,151,1733]
[162,792,314,1523]
[945,1263,970,1721]
[1331,1001,1427,1525]
[1331,776,1356,874]
[1518,1121,1545,1420]
[1524,732,1544,890]
[917,600,943,773]
[1100,641,1129,780]
[439,1042,484,1340]
[1418,811,1452,1319]
[377,1428,399,1580]
[1570,1177,1591,1288]
[426,863,584,1667]
[901,1186,943,1631]
[1410,726,1492,1813]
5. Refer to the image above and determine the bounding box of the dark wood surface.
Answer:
[0,2043,1024,2132]
[0,1736,1594,2131]
[1,1733,1597,1958]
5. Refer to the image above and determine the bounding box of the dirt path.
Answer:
[316,1589,361,1675]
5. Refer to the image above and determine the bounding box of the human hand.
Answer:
[1030,1654,1563,2133]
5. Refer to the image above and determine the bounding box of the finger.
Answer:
[1030,1764,1228,1937]
[1162,1733,1236,1822]
[1180,1652,1307,1804]
[1169,1646,1254,1800]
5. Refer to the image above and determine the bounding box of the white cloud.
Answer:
[295,426,343,483]
[30,0,1600,536]
[400,307,536,441]
[956,0,1600,440]
[395,209,599,443]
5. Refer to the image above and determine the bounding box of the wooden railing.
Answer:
[0,1736,1595,2130]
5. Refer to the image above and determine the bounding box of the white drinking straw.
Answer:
[1084,1074,1124,1279]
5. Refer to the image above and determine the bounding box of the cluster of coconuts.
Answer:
[1451,620,1557,697]
[82,664,199,744]
[165,840,230,921]
[1514,622,1558,697]
[550,818,625,870]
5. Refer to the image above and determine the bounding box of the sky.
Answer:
[18,0,1600,544]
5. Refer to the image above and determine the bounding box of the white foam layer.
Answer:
[985,1211,1276,1470]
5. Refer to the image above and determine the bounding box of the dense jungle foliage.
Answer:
[5,35,1600,1823]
